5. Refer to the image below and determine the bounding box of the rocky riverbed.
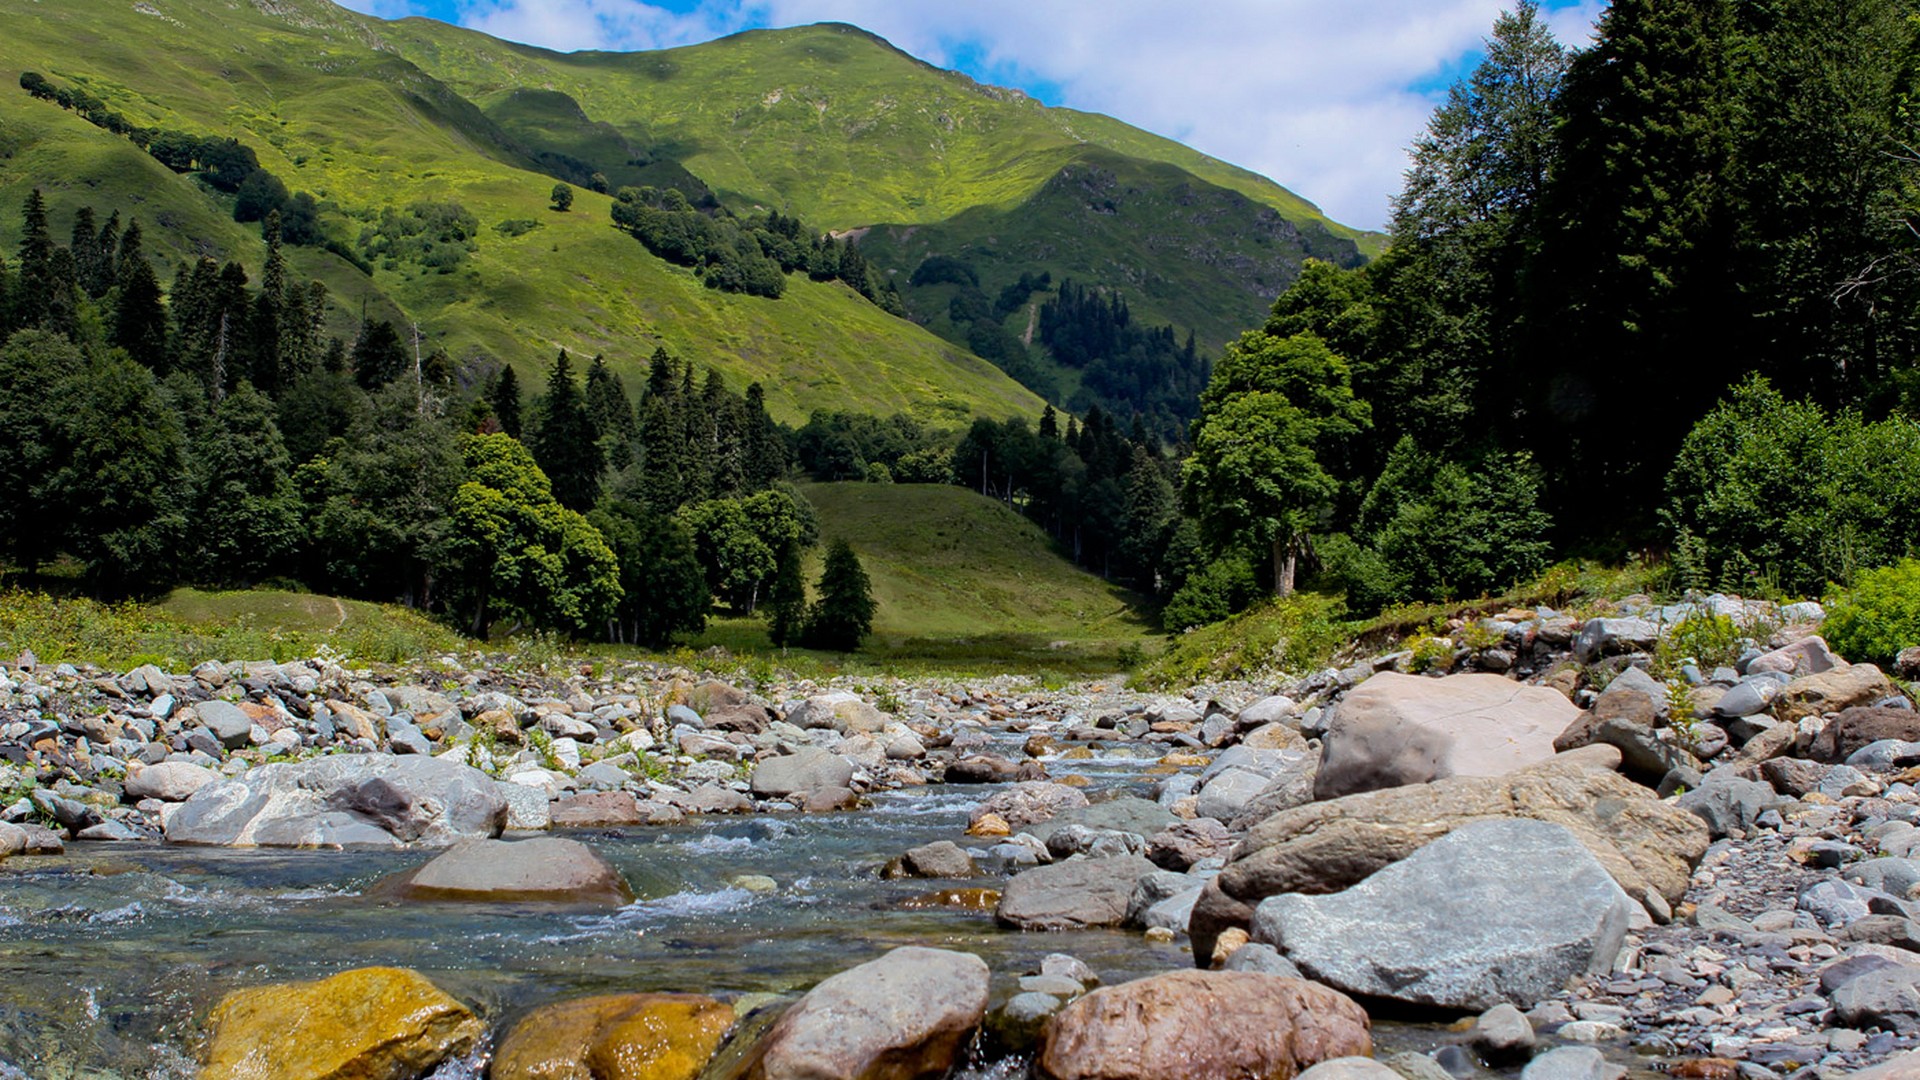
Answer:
[3,593,1920,1080]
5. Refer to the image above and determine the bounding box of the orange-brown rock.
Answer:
[492,992,735,1080]
[1037,970,1371,1080]
[202,966,482,1080]
[900,888,1001,911]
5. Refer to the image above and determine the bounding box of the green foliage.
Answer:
[190,383,303,585]
[1161,551,1262,634]
[803,538,876,651]
[1654,614,1748,679]
[588,500,709,648]
[442,432,621,636]
[1664,377,1920,593]
[528,350,603,511]
[356,200,479,273]
[549,183,573,212]
[1825,560,1920,666]
[764,541,807,648]
[1138,591,1350,689]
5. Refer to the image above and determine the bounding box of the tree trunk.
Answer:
[1272,535,1297,598]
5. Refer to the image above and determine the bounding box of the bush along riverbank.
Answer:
[3,593,1920,1078]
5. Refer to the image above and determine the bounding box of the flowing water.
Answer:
[0,748,1448,1078]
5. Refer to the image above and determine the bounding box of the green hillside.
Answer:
[0,0,1042,423]
[797,481,1150,647]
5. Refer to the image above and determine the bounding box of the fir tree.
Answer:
[528,349,604,511]
[69,206,109,299]
[112,220,169,367]
[764,540,808,647]
[583,354,636,469]
[489,365,523,438]
[802,538,875,651]
[351,318,409,391]
[12,189,56,332]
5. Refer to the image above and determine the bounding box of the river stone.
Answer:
[744,946,988,1080]
[969,781,1088,830]
[997,855,1157,931]
[1035,970,1371,1080]
[1712,679,1781,721]
[1314,672,1576,799]
[1252,819,1633,1010]
[124,761,218,802]
[1521,1046,1625,1080]
[785,692,889,734]
[385,837,633,906]
[1147,818,1235,871]
[1573,618,1660,663]
[1025,796,1176,844]
[194,700,255,750]
[497,781,553,830]
[1676,773,1784,839]
[750,748,855,798]
[202,966,483,1080]
[0,821,24,858]
[166,754,506,848]
[1190,747,1706,965]
[493,992,735,1080]
[893,840,977,879]
[1833,966,1920,1031]
[1846,1050,1920,1080]
[1298,1059,1403,1080]
[1777,665,1900,725]
[1811,708,1920,764]
[550,791,645,827]
[1750,636,1842,677]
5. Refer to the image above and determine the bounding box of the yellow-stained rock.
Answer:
[1159,753,1210,767]
[968,812,1011,837]
[900,888,1002,911]
[203,966,482,1080]
[493,993,735,1080]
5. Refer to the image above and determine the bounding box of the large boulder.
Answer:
[379,837,633,906]
[969,781,1089,831]
[1775,665,1900,725]
[492,992,735,1080]
[1810,708,1920,764]
[124,761,219,802]
[202,967,483,1080]
[744,946,988,1080]
[1314,672,1576,799]
[1189,747,1708,965]
[1252,819,1634,1010]
[785,692,889,734]
[750,748,855,799]
[166,755,506,848]
[1025,797,1177,845]
[1036,971,1371,1080]
[997,855,1158,931]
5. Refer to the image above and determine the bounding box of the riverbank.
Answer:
[3,593,1919,1078]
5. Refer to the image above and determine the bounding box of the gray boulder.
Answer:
[891,840,976,879]
[1521,1047,1625,1080]
[1712,678,1781,720]
[1220,942,1303,978]
[1251,819,1633,1009]
[1024,796,1175,844]
[751,946,988,1079]
[1573,618,1660,663]
[124,761,219,802]
[1832,965,1920,1032]
[1676,772,1785,838]
[194,700,255,750]
[749,748,854,798]
[996,855,1157,931]
[1315,672,1575,799]
[165,754,506,848]
[1297,1059,1402,1080]
[381,836,632,906]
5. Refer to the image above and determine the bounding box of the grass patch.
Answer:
[0,586,467,670]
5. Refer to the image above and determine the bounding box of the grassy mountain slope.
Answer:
[798,482,1149,644]
[0,0,1043,423]
[368,18,1375,350]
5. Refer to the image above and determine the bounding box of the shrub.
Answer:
[1825,559,1920,666]
[1161,551,1261,633]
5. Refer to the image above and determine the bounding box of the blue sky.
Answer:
[335,0,1604,231]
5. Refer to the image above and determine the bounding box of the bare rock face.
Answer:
[1190,747,1709,965]
[742,946,989,1080]
[1036,970,1371,1080]
[1314,672,1577,799]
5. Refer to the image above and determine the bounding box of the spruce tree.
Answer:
[489,365,524,438]
[112,220,169,367]
[528,349,603,510]
[802,538,875,651]
[249,214,287,392]
[13,189,55,332]
[351,318,408,391]
[583,354,636,469]
[742,381,787,489]
[94,211,121,295]
[70,206,109,299]
[764,540,807,647]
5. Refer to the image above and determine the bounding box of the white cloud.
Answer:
[356,0,1606,231]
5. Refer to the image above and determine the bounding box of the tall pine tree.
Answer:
[529,349,604,511]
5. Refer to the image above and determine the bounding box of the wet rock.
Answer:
[750,748,855,799]
[996,855,1157,931]
[1221,941,1304,978]
[1472,1003,1537,1063]
[381,837,633,906]
[1298,1059,1402,1080]
[1046,825,1147,860]
[1147,818,1234,871]
[1252,819,1633,1010]
[987,992,1064,1054]
[969,781,1088,831]
[1315,673,1576,799]
[1036,971,1371,1080]
[1026,796,1176,845]
[684,784,754,815]
[202,966,483,1080]
[166,755,506,848]
[744,946,987,1080]
[1191,748,1706,965]
[493,992,735,1080]
[946,754,1036,783]
[886,840,976,879]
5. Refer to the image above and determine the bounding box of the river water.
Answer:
[0,749,1451,1077]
